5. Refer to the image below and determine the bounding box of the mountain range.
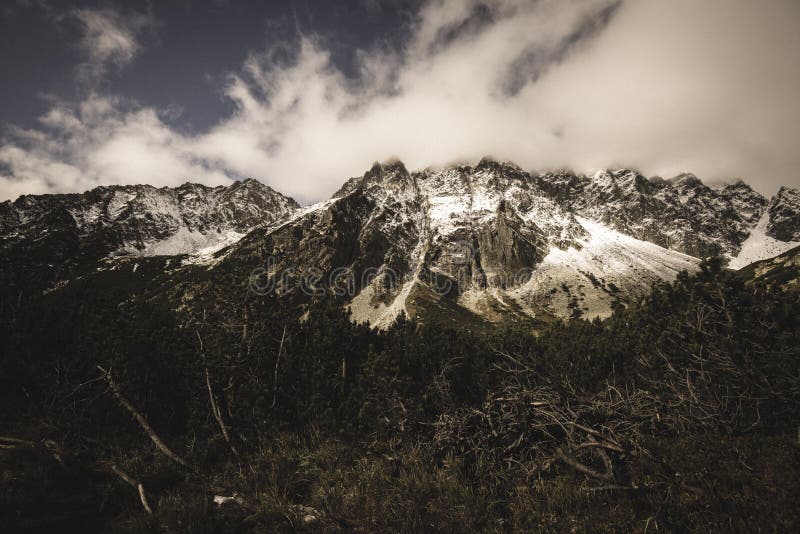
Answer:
[2,158,799,329]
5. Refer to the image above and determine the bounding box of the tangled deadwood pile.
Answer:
[432,384,661,488]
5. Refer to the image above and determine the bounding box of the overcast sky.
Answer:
[1,0,799,204]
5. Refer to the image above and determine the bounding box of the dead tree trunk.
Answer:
[205,367,239,457]
[196,331,239,457]
[715,281,734,328]
[271,325,287,409]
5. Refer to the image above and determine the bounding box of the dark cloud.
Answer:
[501,1,622,96]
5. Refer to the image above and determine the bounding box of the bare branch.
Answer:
[98,366,189,469]
[111,464,153,515]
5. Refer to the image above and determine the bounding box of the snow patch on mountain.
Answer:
[118,227,244,257]
[180,230,247,266]
[728,210,800,269]
[350,277,417,328]
[511,217,699,319]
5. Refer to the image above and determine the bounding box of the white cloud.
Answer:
[2,0,800,203]
[71,7,154,87]
[0,94,233,196]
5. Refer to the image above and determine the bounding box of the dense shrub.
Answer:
[2,261,799,531]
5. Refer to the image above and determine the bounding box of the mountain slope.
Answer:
[532,169,768,258]
[507,217,698,319]
[737,243,800,291]
[0,179,298,294]
[727,186,800,268]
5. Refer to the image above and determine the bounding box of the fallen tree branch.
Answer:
[197,331,239,457]
[0,436,36,447]
[111,464,153,515]
[554,447,612,480]
[584,484,639,492]
[0,436,65,466]
[98,365,189,469]
[591,437,614,477]
[573,440,626,454]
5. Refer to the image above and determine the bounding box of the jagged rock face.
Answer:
[475,205,547,289]
[256,159,582,302]
[417,159,584,294]
[533,170,768,258]
[234,171,424,308]
[0,179,298,292]
[766,187,800,242]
